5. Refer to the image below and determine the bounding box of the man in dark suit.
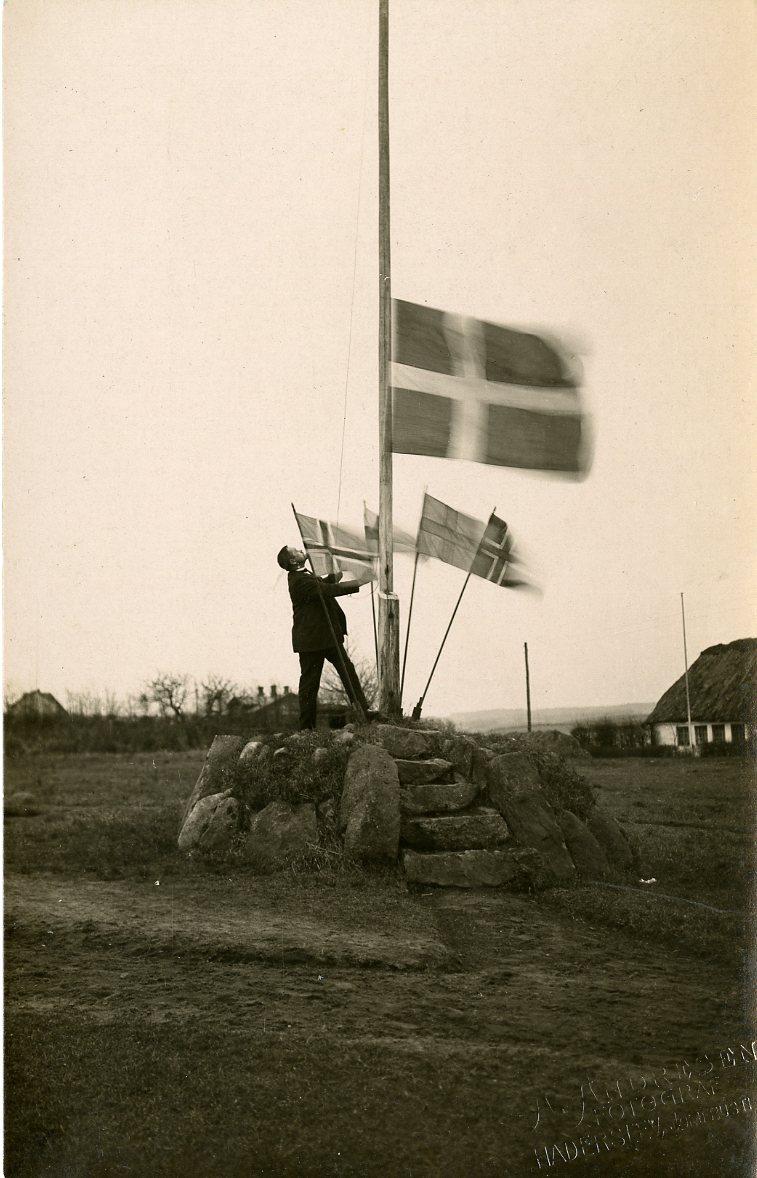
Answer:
[277,545,372,730]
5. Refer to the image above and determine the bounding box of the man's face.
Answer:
[288,546,306,568]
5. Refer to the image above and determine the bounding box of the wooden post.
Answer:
[378,0,401,717]
[681,591,694,753]
[524,642,532,732]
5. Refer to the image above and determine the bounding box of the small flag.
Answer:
[415,493,486,573]
[363,505,417,556]
[470,512,532,590]
[293,511,376,581]
[391,299,589,475]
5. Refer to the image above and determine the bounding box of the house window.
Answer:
[711,724,726,743]
[731,723,745,744]
[676,726,690,747]
[694,725,708,746]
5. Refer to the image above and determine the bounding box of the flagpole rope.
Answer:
[335,8,372,529]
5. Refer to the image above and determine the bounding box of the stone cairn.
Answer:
[177,725,636,888]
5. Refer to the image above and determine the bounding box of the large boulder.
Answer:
[587,811,636,872]
[439,734,478,779]
[339,744,400,862]
[557,810,610,879]
[373,725,439,760]
[515,729,591,760]
[471,745,495,786]
[486,753,576,885]
[181,735,245,824]
[239,740,264,765]
[178,790,240,852]
[401,780,480,816]
[401,808,511,852]
[243,801,317,870]
[394,758,453,785]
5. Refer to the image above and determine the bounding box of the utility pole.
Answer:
[524,642,532,732]
[377,0,400,716]
[680,592,694,752]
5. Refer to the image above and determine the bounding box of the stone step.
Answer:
[394,757,453,785]
[374,724,440,760]
[402,848,530,888]
[400,807,511,852]
[400,779,480,816]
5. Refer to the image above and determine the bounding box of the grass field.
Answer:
[5,748,756,1177]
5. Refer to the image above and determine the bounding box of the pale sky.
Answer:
[4,0,756,717]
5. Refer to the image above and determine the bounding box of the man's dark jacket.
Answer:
[287,569,359,653]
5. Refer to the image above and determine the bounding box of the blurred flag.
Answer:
[470,512,533,590]
[391,299,588,475]
[293,510,376,581]
[363,505,417,555]
[415,493,486,573]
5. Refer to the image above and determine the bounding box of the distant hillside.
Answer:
[441,702,655,734]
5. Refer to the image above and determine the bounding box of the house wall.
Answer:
[652,721,751,749]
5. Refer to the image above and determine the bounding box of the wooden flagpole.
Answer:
[410,505,495,719]
[680,591,694,753]
[411,572,472,720]
[370,582,379,676]
[377,0,401,717]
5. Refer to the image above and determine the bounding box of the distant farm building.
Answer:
[226,685,348,731]
[7,690,68,718]
[646,638,756,751]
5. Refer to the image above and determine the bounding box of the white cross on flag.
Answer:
[293,510,376,581]
[470,512,531,590]
[391,299,589,475]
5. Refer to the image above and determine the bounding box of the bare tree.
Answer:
[143,673,190,720]
[102,689,121,718]
[320,645,378,710]
[123,692,147,718]
[200,674,237,716]
[65,690,104,716]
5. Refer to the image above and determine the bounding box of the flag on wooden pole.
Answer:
[293,510,375,581]
[391,299,589,474]
[470,512,533,590]
[415,493,486,573]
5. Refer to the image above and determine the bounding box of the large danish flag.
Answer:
[391,299,589,475]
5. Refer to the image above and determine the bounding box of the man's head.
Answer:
[277,545,306,571]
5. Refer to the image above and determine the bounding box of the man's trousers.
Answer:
[297,645,370,729]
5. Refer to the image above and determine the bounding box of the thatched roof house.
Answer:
[646,638,756,750]
[7,690,68,718]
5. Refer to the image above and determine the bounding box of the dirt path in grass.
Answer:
[7,871,751,1073]
[7,870,756,1176]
